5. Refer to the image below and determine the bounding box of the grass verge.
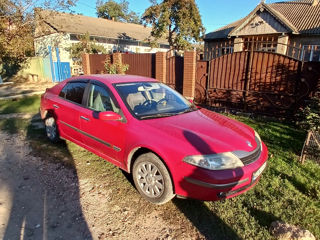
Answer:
[0,114,319,239]
[0,95,41,114]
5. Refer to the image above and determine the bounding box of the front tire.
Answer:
[45,117,60,143]
[132,153,175,204]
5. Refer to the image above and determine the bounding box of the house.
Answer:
[34,9,170,74]
[204,0,320,61]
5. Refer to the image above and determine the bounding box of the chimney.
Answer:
[312,0,319,6]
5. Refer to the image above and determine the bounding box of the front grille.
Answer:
[240,137,262,165]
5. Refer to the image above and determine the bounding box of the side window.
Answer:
[59,82,87,105]
[88,84,119,113]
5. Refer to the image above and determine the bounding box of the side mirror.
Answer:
[99,111,122,121]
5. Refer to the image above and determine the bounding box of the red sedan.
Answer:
[40,75,268,204]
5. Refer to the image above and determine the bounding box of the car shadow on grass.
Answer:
[173,199,241,240]
[172,130,243,240]
[246,207,281,229]
[0,114,93,239]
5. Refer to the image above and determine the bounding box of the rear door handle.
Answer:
[80,116,90,121]
[53,104,60,109]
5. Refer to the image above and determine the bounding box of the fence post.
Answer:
[82,53,91,75]
[243,45,254,111]
[155,52,166,83]
[183,51,197,99]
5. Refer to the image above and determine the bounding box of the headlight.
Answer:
[183,152,244,170]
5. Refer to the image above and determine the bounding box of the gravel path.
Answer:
[0,113,41,120]
[0,131,92,240]
[0,130,204,240]
[0,82,56,98]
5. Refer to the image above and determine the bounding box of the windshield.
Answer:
[114,82,197,119]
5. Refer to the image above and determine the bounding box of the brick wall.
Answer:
[81,53,90,75]
[155,52,166,83]
[183,51,197,99]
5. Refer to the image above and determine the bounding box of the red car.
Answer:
[40,75,268,204]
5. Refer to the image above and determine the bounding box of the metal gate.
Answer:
[195,47,320,116]
[166,51,184,93]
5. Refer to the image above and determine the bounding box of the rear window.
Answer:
[59,82,87,104]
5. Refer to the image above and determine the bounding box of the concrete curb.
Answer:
[0,91,44,101]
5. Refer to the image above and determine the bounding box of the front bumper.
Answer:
[175,142,268,201]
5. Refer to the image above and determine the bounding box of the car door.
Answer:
[78,81,126,166]
[54,80,88,144]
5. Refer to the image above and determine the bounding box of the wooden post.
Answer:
[300,131,312,164]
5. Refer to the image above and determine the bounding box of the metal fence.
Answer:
[166,50,184,93]
[121,53,155,78]
[197,42,320,116]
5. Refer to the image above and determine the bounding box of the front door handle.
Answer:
[53,104,60,109]
[80,116,90,121]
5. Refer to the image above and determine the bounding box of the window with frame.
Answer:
[221,46,234,55]
[87,84,120,113]
[59,82,87,104]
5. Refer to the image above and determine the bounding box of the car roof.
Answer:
[70,74,158,84]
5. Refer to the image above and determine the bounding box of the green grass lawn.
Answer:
[0,112,319,239]
[0,95,41,114]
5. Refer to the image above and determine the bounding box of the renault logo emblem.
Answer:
[247,141,253,148]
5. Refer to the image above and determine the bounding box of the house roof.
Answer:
[270,0,320,34]
[204,19,243,40]
[35,9,169,45]
[204,0,320,40]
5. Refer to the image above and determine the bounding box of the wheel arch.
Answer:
[126,146,176,193]
[42,109,55,120]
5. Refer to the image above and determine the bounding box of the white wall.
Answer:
[34,32,168,74]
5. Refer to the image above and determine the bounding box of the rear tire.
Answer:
[132,153,175,204]
[45,117,60,143]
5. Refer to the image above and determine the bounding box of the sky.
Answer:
[70,0,285,34]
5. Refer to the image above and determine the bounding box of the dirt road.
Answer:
[0,82,55,98]
[0,131,92,240]
[0,129,213,240]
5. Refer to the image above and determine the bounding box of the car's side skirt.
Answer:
[59,130,126,170]
[59,120,121,152]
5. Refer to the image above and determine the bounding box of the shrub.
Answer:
[296,92,320,131]
[104,58,129,74]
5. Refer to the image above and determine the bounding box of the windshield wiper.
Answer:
[140,113,177,119]
[140,107,197,119]
[177,107,197,115]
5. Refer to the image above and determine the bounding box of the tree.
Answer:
[96,0,140,24]
[67,32,107,64]
[0,0,76,79]
[142,0,205,50]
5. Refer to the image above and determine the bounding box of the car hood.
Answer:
[143,108,257,155]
